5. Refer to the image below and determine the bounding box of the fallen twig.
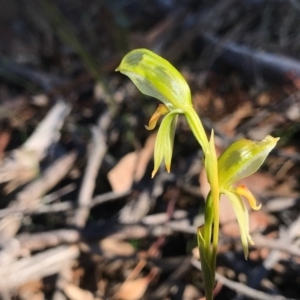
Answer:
[201,33,300,84]
[0,101,71,192]
[23,100,71,160]
[74,112,110,228]
[253,234,300,257]
[0,189,130,219]
[0,245,79,292]
[11,151,77,210]
[150,256,192,299]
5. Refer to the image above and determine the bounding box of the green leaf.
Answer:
[218,135,279,189]
[116,49,192,110]
[197,226,215,300]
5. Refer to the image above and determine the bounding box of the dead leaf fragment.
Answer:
[18,280,44,300]
[113,277,149,300]
[114,268,157,300]
[182,284,201,300]
[108,152,137,192]
[64,284,94,300]
[108,133,156,192]
[0,129,10,155]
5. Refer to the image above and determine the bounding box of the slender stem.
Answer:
[197,227,214,300]
[206,131,220,300]
[204,192,213,261]
[184,108,209,154]
[185,108,220,300]
[209,138,220,270]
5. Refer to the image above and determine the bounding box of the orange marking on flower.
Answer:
[145,104,169,130]
[236,184,262,210]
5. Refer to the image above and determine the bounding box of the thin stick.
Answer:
[74,112,110,228]
[12,152,77,210]
[0,246,79,292]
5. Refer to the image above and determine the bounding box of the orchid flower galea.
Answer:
[116,48,279,299]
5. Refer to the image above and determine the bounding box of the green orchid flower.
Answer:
[116,48,280,300]
[116,48,209,177]
[217,135,279,258]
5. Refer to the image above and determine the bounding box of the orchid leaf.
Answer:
[197,226,214,300]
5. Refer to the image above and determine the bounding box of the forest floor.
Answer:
[0,1,300,299]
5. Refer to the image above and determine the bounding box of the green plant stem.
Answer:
[197,227,214,300]
[205,133,220,300]
[185,108,209,153]
[208,134,220,278]
[203,192,213,260]
[185,108,220,300]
